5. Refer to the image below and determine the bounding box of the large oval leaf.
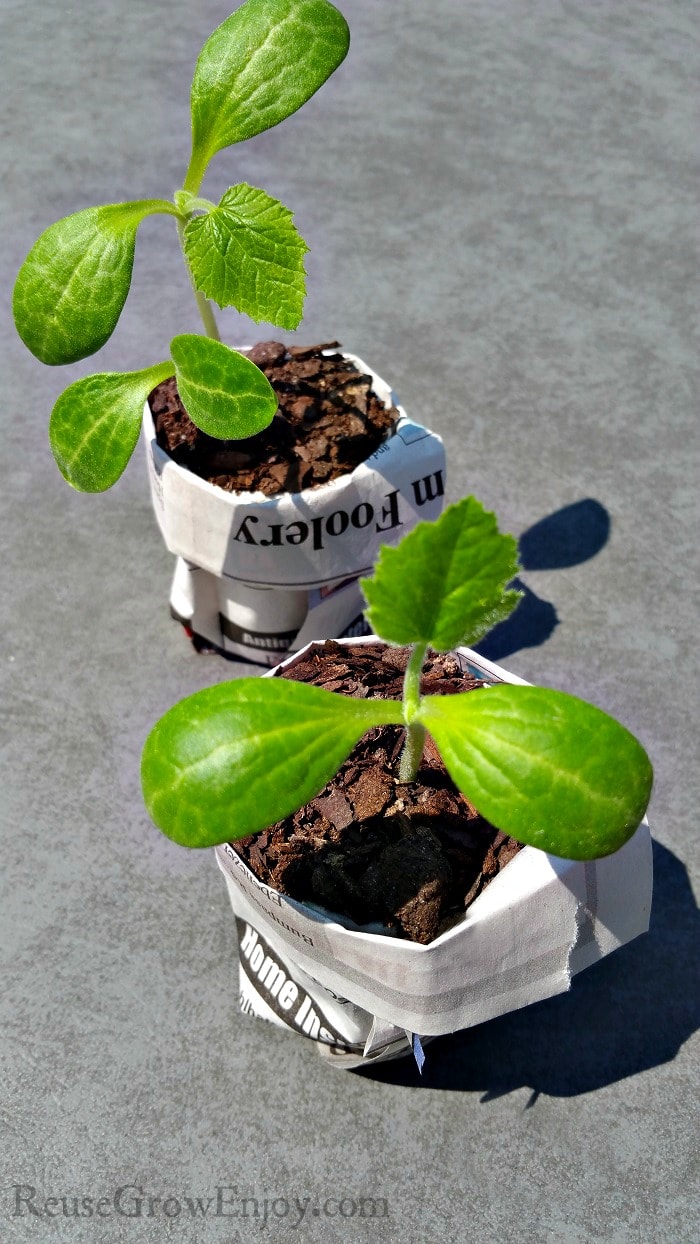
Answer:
[13,201,177,365]
[362,497,521,651]
[418,686,652,860]
[186,0,350,191]
[141,678,402,848]
[183,184,308,328]
[49,362,173,492]
[170,334,278,439]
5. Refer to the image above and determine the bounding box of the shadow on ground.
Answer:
[475,498,610,662]
[356,840,698,1097]
[518,497,610,570]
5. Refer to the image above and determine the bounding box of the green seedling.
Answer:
[13,0,350,492]
[141,497,653,862]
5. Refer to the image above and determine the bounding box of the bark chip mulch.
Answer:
[233,641,523,944]
[149,342,399,496]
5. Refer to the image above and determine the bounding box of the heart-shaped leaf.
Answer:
[13,201,177,365]
[186,0,350,191]
[141,677,402,848]
[418,686,653,859]
[170,334,278,439]
[183,184,308,328]
[362,497,521,651]
[49,362,174,492]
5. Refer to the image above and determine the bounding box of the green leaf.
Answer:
[13,201,178,365]
[141,678,402,848]
[185,0,350,192]
[49,361,173,492]
[183,184,308,329]
[170,335,278,439]
[418,686,653,860]
[362,497,522,651]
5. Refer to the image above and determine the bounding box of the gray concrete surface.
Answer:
[2,1,698,1241]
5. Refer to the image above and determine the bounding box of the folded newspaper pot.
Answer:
[143,353,445,665]
[214,639,653,1069]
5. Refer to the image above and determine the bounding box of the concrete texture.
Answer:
[1,1,697,1240]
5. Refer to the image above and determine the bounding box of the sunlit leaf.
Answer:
[141,678,402,847]
[170,334,278,439]
[362,497,521,651]
[183,184,308,328]
[418,686,653,859]
[13,201,177,365]
[186,0,350,190]
[49,361,173,491]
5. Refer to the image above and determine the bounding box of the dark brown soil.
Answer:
[149,341,399,497]
[232,641,523,944]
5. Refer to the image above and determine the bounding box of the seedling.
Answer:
[13,0,350,492]
[141,497,653,861]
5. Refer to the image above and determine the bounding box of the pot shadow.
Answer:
[474,498,610,663]
[354,841,698,1097]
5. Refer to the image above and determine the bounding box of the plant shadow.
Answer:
[355,841,698,1097]
[476,578,558,663]
[518,497,610,570]
[474,498,610,662]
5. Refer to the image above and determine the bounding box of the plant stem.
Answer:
[398,642,427,783]
[183,151,207,199]
[176,217,221,341]
[399,722,426,783]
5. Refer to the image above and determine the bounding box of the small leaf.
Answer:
[186,0,350,191]
[184,185,308,329]
[170,335,278,439]
[141,678,403,848]
[362,497,521,651]
[418,686,653,860]
[49,362,173,492]
[13,201,178,365]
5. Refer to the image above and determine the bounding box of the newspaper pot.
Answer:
[214,638,653,1069]
[143,352,445,666]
